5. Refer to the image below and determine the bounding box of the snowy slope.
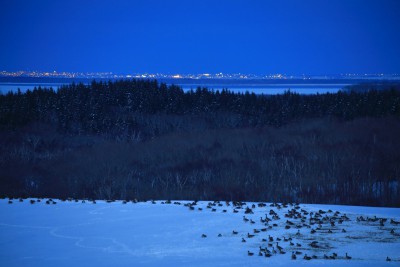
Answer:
[0,199,399,267]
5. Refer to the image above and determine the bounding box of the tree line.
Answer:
[0,79,399,206]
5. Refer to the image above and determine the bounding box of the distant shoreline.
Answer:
[1,77,399,95]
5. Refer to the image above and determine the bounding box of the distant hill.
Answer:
[343,81,400,93]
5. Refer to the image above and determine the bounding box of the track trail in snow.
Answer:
[1,198,399,266]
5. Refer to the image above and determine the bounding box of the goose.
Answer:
[268,235,273,242]
[295,251,302,255]
[311,229,316,234]
[295,230,301,236]
[258,251,263,256]
[386,256,391,261]
[264,252,272,257]
[286,220,294,225]
[390,229,395,234]
[245,207,254,214]
[323,254,329,259]
[345,253,351,259]
[310,241,319,248]
[218,233,222,237]
[248,251,254,256]
[262,238,267,242]
[243,216,249,222]
[232,230,238,235]
[201,234,207,238]
[254,229,260,233]
[242,238,246,243]
[247,233,255,238]
[276,242,283,251]
[250,219,256,224]
[233,209,238,213]
[342,228,347,233]
[303,254,312,260]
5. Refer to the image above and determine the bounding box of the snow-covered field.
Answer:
[0,198,399,267]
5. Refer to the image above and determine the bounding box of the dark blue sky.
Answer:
[1,0,399,74]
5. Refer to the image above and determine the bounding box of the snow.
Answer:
[0,199,399,267]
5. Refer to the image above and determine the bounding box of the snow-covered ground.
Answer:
[0,198,399,267]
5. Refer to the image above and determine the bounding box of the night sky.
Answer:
[1,0,399,74]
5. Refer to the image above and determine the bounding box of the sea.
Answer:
[0,77,362,95]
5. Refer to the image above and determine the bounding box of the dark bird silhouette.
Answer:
[248,251,254,256]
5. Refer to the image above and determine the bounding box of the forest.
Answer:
[0,79,399,206]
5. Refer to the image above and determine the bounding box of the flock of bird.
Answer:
[186,200,399,262]
[5,197,400,262]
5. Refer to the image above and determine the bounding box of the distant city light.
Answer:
[0,71,398,80]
